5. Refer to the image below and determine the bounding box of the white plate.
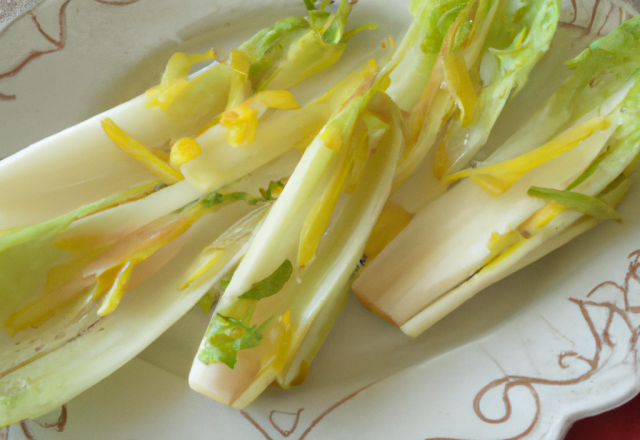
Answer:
[1,0,640,438]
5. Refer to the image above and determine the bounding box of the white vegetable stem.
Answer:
[353,123,614,328]
[0,65,231,229]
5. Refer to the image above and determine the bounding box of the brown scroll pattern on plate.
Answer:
[424,250,640,440]
[4,405,67,440]
[241,381,380,440]
[560,0,637,35]
[0,0,141,100]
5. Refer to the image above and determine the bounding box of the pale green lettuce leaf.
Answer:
[242,0,376,92]
[482,16,640,166]
[441,0,561,175]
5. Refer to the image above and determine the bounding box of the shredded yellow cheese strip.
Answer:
[97,259,139,316]
[298,118,366,266]
[446,116,612,196]
[101,118,184,185]
[517,201,567,236]
[179,249,223,290]
[92,264,124,301]
[170,137,203,169]
[220,90,300,146]
[442,51,477,127]
[162,50,216,84]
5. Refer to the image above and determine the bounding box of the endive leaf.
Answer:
[6,180,284,332]
[189,90,404,406]
[0,3,372,426]
[484,17,640,167]
[437,0,561,176]
[298,118,367,266]
[356,17,640,339]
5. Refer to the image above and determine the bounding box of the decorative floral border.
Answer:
[240,382,379,440]
[562,0,629,34]
[0,406,66,440]
[0,0,141,101]
[422,250,640,440]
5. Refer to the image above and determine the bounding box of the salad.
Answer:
[1,0,639,432]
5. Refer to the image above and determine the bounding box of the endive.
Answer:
[0,145,304,424]
[0,0,367,227]
[0,0,371,427]
[188,72,404,408]
[389,0,560,214]
[353,17,640,337]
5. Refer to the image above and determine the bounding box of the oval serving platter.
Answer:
[1,0,640,439]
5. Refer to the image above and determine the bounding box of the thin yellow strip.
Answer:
[97,259,138,316]
[446,116,612,196]
[442,51,477,127]
[101,118,184,185]
[91,264,125,301]
[196,114,222,137]
[179,249,222,290]
[220,90,300,146]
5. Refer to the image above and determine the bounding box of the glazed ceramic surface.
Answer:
[1,0,640,438]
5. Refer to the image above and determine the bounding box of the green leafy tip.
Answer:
[306,0,377,45]
[259,180,285,200]
[239,259,293,300]
[198,313,273,368]
[198,259,292,368]
[201,180,285,208]
[527,186,622,220]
